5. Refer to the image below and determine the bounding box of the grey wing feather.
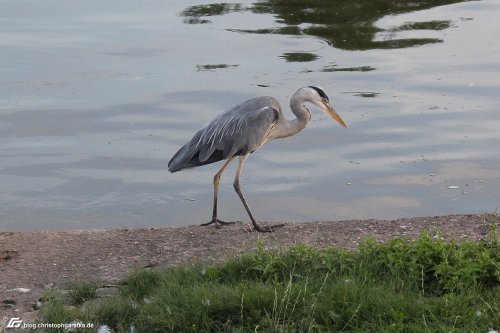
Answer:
[168,97,280,172]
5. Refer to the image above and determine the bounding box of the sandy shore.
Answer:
[1,213,498,325]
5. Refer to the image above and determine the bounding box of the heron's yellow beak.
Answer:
[323,102,348,128]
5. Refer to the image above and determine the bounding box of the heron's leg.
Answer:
[201,157,236,228]
[233,155,284,233]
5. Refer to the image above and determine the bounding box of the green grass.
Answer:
[40,233,499,332]
[67,283,97,306]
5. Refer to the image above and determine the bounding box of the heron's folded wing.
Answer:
[168,97,280,172]
[194,105,279,162]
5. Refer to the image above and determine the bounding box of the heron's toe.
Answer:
[201,219,236,228]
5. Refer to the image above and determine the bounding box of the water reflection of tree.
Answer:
[182,3,248,24]
[181,0,472,50]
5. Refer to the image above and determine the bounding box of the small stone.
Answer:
[33,299,43,310]
[9,287,31,293]
[97,325,112,333]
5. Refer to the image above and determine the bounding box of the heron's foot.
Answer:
[201,218,236,229]
[253,223,286,233]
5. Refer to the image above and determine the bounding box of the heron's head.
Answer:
[304,86,348,128]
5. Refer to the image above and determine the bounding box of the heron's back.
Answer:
[168,96,280,172]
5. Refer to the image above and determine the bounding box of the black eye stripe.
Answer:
[308,86,329,102]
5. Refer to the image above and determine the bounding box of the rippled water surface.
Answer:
[1,0,500,231]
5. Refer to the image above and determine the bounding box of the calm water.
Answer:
[1,0,500,231]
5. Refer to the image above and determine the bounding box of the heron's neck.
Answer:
[268,93,311,140]
[292,95,312,126]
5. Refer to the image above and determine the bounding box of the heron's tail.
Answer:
[168,144,225,172]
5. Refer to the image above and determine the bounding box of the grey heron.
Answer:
[168,86,348,232]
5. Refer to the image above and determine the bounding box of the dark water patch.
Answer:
[227,26,301,35]
[322,65,376,72]
[280,52,318,62]
[196,64,239,71]
[353,92,380,98]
